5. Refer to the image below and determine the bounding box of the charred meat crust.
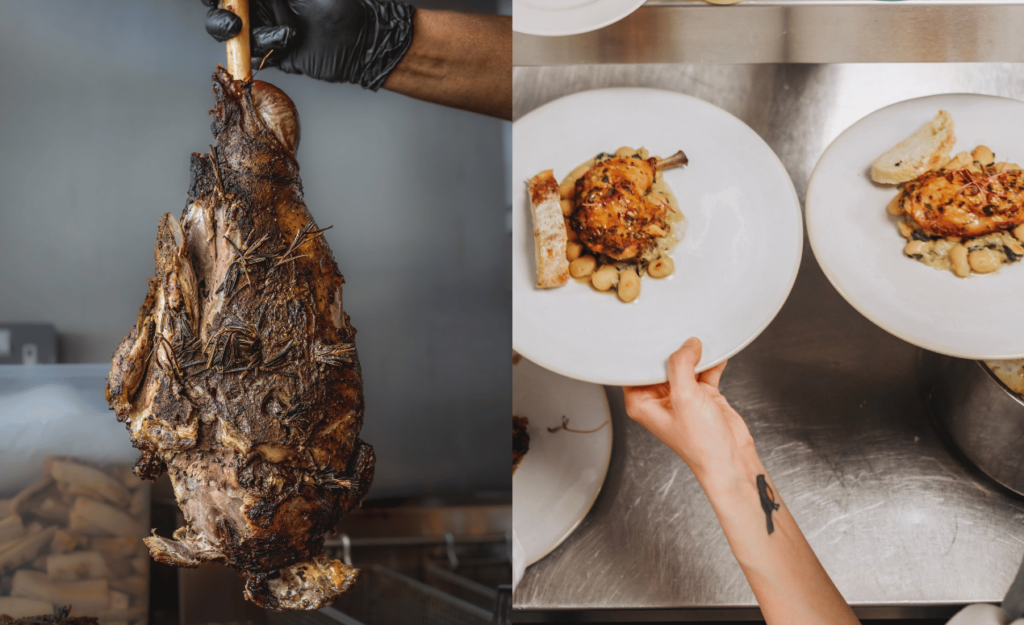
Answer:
[133,450,167,481]
[570,156,669,261]
[902,167,1024,237]
[107,68,371,610]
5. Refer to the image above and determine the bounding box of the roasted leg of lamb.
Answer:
[106,68,373,610]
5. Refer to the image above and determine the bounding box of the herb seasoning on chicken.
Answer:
[898,166,1024,238]
[571,151,687,262]
[106,68,373,610]
[555,147,688,302]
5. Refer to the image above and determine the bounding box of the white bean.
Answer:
[942,151,972,170]
[614,146,636,158]
[591,265,619,291]
[949,245,970,278]
[972,145,995,166]
[968,248,1002,274]
[1013,224,1024,243]
[566,241,584,262]
[560,199,574,217]
[560,161,596,200]
[568,161,592,181]
[569,255,596,279]
[617,268,641,303]
[904,240,930,257]
[647,257,674,278]
[888,194,904,216]
[559,177,576,201]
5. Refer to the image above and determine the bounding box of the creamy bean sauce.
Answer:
[898,216,1024,275]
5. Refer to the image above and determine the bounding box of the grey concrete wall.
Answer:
[0,1,510,498]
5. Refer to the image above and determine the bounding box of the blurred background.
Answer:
[0,0,511,500]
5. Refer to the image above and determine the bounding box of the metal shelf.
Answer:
[513,0,1024,65]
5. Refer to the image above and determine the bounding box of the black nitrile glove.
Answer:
[202,0,415,91]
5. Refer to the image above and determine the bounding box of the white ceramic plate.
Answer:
[806,94,1024,360]
[512,356,612,566]
[512,0,646,37]
[512,88,803,386]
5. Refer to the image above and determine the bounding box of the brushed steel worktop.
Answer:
[512,64,1024,621]
[513,1,1024,65]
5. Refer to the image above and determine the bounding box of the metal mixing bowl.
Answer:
[923,351,1024,496]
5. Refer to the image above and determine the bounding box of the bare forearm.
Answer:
[382,10,512,120]
[697,453,860,625]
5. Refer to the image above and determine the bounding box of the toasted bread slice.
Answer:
[871,110,956,184]
[529,170,570,288]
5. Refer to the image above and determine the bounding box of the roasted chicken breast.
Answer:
[106,68,373,610]
[899,166,1024,237]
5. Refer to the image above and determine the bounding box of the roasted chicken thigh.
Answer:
[570,151,687,261]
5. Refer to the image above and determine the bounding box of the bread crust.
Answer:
[529,170,570,288]
[871,110,956,185]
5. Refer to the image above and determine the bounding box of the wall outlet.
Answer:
[21,343,38,366]
[0,324,56,364]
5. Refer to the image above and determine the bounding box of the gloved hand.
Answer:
[202,0,415,91]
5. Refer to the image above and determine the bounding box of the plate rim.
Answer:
[512,0,648,37]
[512,87,804,386]
[512,357,614,567]
[806,92,1024,360]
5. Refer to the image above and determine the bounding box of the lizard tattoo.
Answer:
[757,474,780,535]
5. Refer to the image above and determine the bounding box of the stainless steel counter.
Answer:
[512,64,1024,621]
[513,1,1024,65]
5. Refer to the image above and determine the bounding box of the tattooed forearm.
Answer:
[756,474,780,535]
